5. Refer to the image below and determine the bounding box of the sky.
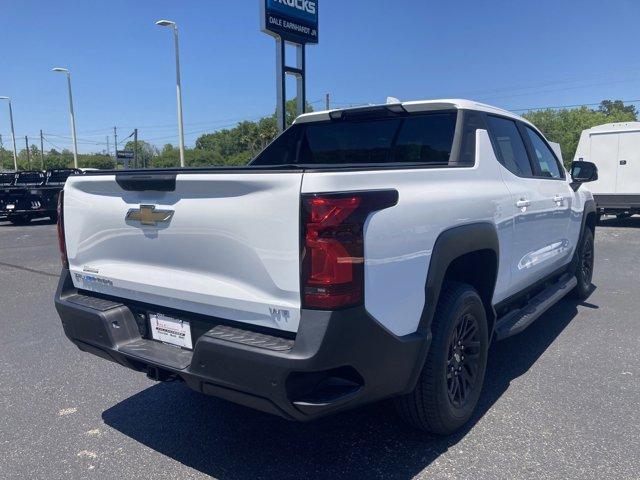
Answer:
[1,0,639,154]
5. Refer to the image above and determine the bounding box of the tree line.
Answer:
[1,99,636,171]
[522,100,637,167]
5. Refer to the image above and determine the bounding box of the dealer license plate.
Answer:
[149,313,193,350]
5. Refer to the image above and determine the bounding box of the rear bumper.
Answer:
[594,194,640,212]
[54,269,430,421]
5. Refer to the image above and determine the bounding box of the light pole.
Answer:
[52,68,79,168]
[0,96,19,170]
[156,19,186,167]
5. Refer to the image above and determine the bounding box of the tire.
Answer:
[395,282,489,435]
[9,215,31,225]
[571,227,594,300]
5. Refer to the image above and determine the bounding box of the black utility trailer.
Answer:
[1,169,81,225]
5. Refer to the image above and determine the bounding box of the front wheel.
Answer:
[395,282,489,435]
[571,228,594,300]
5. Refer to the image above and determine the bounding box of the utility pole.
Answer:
[0,134,4,170]
[325,93,330,110]
[113,126,118,166]
[40,130,44,169]
[52,68,78,168]
[25,135,30,169]
[106,136,110,158]
[156,20,186,167]
[133,129,138,169]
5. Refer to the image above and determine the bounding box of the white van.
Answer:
[574,122,640,217]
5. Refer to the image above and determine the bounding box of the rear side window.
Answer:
[486,116,533,176]
[525,127,563,179]
[458,110,486,165]
[252,112,458,166]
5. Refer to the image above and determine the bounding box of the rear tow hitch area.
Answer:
[146,365,178,382]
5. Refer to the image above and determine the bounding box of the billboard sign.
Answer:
[116,150,134,159]
[261,0,318,44]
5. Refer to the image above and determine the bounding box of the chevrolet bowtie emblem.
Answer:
[126,205,174,226]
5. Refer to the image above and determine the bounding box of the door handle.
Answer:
[516,199,531,208]
[620,160,627,166]
[553,195,564,204]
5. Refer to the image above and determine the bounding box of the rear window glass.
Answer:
[15,172,45,185]
[251,112,457,166]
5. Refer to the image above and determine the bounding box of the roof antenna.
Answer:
[387,96,401,104]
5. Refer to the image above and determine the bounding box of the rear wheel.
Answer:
[571,228,594,300]
[395,282,489,435]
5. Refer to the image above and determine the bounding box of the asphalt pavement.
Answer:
[0,217,638,479]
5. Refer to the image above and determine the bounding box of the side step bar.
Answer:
[495,274,577,340]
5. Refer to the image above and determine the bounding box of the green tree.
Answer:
[523,100,637,167]
[78,153,115,169]
[195,98,313,166]
[123,140,158,168]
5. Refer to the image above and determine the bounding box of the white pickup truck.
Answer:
[54,99,598,434]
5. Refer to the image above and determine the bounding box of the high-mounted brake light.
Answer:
[301,190,398,310]
[56,190,69,269]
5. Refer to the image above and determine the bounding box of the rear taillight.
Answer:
[301,190,398,310]
[56,190,69,269]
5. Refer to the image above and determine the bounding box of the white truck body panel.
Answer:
[64,173,304,332]
[61,98,590,337]
[302,130,516,336]
[574,122,640,195]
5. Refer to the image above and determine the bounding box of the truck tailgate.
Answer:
[63,172,303,332]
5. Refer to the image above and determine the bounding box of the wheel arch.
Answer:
[418,222,500,338]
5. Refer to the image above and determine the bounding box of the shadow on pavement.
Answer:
[103,295,591,480]
[0,218,54,228]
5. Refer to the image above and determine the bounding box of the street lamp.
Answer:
[156,19,186,167]
[0,96,18,171]
[52,67,79,168]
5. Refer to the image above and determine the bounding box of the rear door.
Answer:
[589,132,619,195]
[487,115,570,296]
[521,124,575,271]
[64,171,304,333]
[616,130,640,194]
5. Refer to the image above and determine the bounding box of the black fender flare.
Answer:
[402,222,500,392]
[418,222,500,334]
[581,199,597,233]
[570,198,597,270]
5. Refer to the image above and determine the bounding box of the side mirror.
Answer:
[570,161,598,184]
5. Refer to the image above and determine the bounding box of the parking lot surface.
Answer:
[1,217,638,480]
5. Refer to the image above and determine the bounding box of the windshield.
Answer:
[251,111,458,167]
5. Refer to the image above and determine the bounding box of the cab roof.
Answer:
[294,98,532,126]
